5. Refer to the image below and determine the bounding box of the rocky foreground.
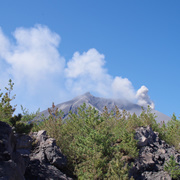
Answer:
[0,121,179,180]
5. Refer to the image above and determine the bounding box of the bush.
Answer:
[0,79,16,123]
[9,114,33,134]
[164,114,180,150]
[0,80,33,134]
[36,104,138,179]
[35,103,180,179]
[20,105,40,123]
[164,155,180,179]
[156,113,180,151]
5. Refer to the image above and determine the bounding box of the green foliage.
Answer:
[0,79,16,123]
[164,156,180,179]
[33,102,64,140]
[0,80,33,134]
[9,113,33,134]
[165,114,180,150]
[35,103,180,179]
[106,153,133,180]
[20,105,40,122]
[36,104,139,179]
[138,106,159,131]
[157,113,180,151]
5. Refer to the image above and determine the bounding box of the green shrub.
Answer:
[9,113,33,134]
[36,103,139,179]
[165,114,180,150]
[156,113,180,151]
[164,155,180,179]
[0,80,33,134]
[20,105,40,122]
[106,152,133,180]
[23,95,180,179]
[0,79,16,123]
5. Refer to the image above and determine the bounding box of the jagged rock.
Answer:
[15,134,32,154]
[25,160,72,180]
[0,121,72,180]
[134,126,159,147]
[44,138,67,169]
[0,121,26,180]
[0,121,15,156]
[25,130,72,180]
[130,126,180,180]
[0,160,25,180]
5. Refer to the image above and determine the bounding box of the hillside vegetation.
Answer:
[1,80,180,179]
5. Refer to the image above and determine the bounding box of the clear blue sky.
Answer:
[0,0,180,117]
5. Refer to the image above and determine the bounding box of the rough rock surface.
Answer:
[0,121,26,180]
[130,126,180,180]
[0,121,73,180]
[24,130,73,180]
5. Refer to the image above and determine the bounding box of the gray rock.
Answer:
[25,160,72,180]
[44,138,67,169]
[25,130,71,180]
[0,121,26,180]
[15,134,32,150]
[0,121,72,180]
[0,160,25,180]
[130,126,180,180]
[0,121,15,156]
[135,126,158,147]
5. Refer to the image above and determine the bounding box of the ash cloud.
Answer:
[136,85,155,109]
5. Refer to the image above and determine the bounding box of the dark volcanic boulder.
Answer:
[25,130,73,180]
[25,160,71,180]
[0,120,73,180]
[130,126,180,180]
[0,121,26,180]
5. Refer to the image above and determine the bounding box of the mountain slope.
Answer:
[40,92,171,123]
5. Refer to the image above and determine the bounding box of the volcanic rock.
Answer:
[131,126,180,180]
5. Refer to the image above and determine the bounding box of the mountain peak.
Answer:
[41,92,171,124]
[83,92,92,97]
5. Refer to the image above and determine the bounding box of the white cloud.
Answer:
[65,48,112,96]
[111,76,136,102]
[136,85,155,109]
[65,48,154,109]
[0,25,155,112]
[0,25,65,88]
[0,25,66,112]
[0,28,11,58]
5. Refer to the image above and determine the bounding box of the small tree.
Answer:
[0,79,16,123]
[0,80,33,134]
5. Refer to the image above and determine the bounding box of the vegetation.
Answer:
[164,155,180,179]
[0,80,33,134]
[33,103,180,179]
[159,113,180,150]
[0,81,180,179]
[20,105,40,123]
[0,79,16,123]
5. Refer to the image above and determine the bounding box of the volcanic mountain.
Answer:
[40,92,171,123]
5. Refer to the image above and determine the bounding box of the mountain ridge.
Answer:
[40,92,171,123]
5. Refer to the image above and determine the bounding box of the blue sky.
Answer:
[0,0,180,117]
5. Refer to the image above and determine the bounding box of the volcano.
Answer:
[40,92,171,123]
